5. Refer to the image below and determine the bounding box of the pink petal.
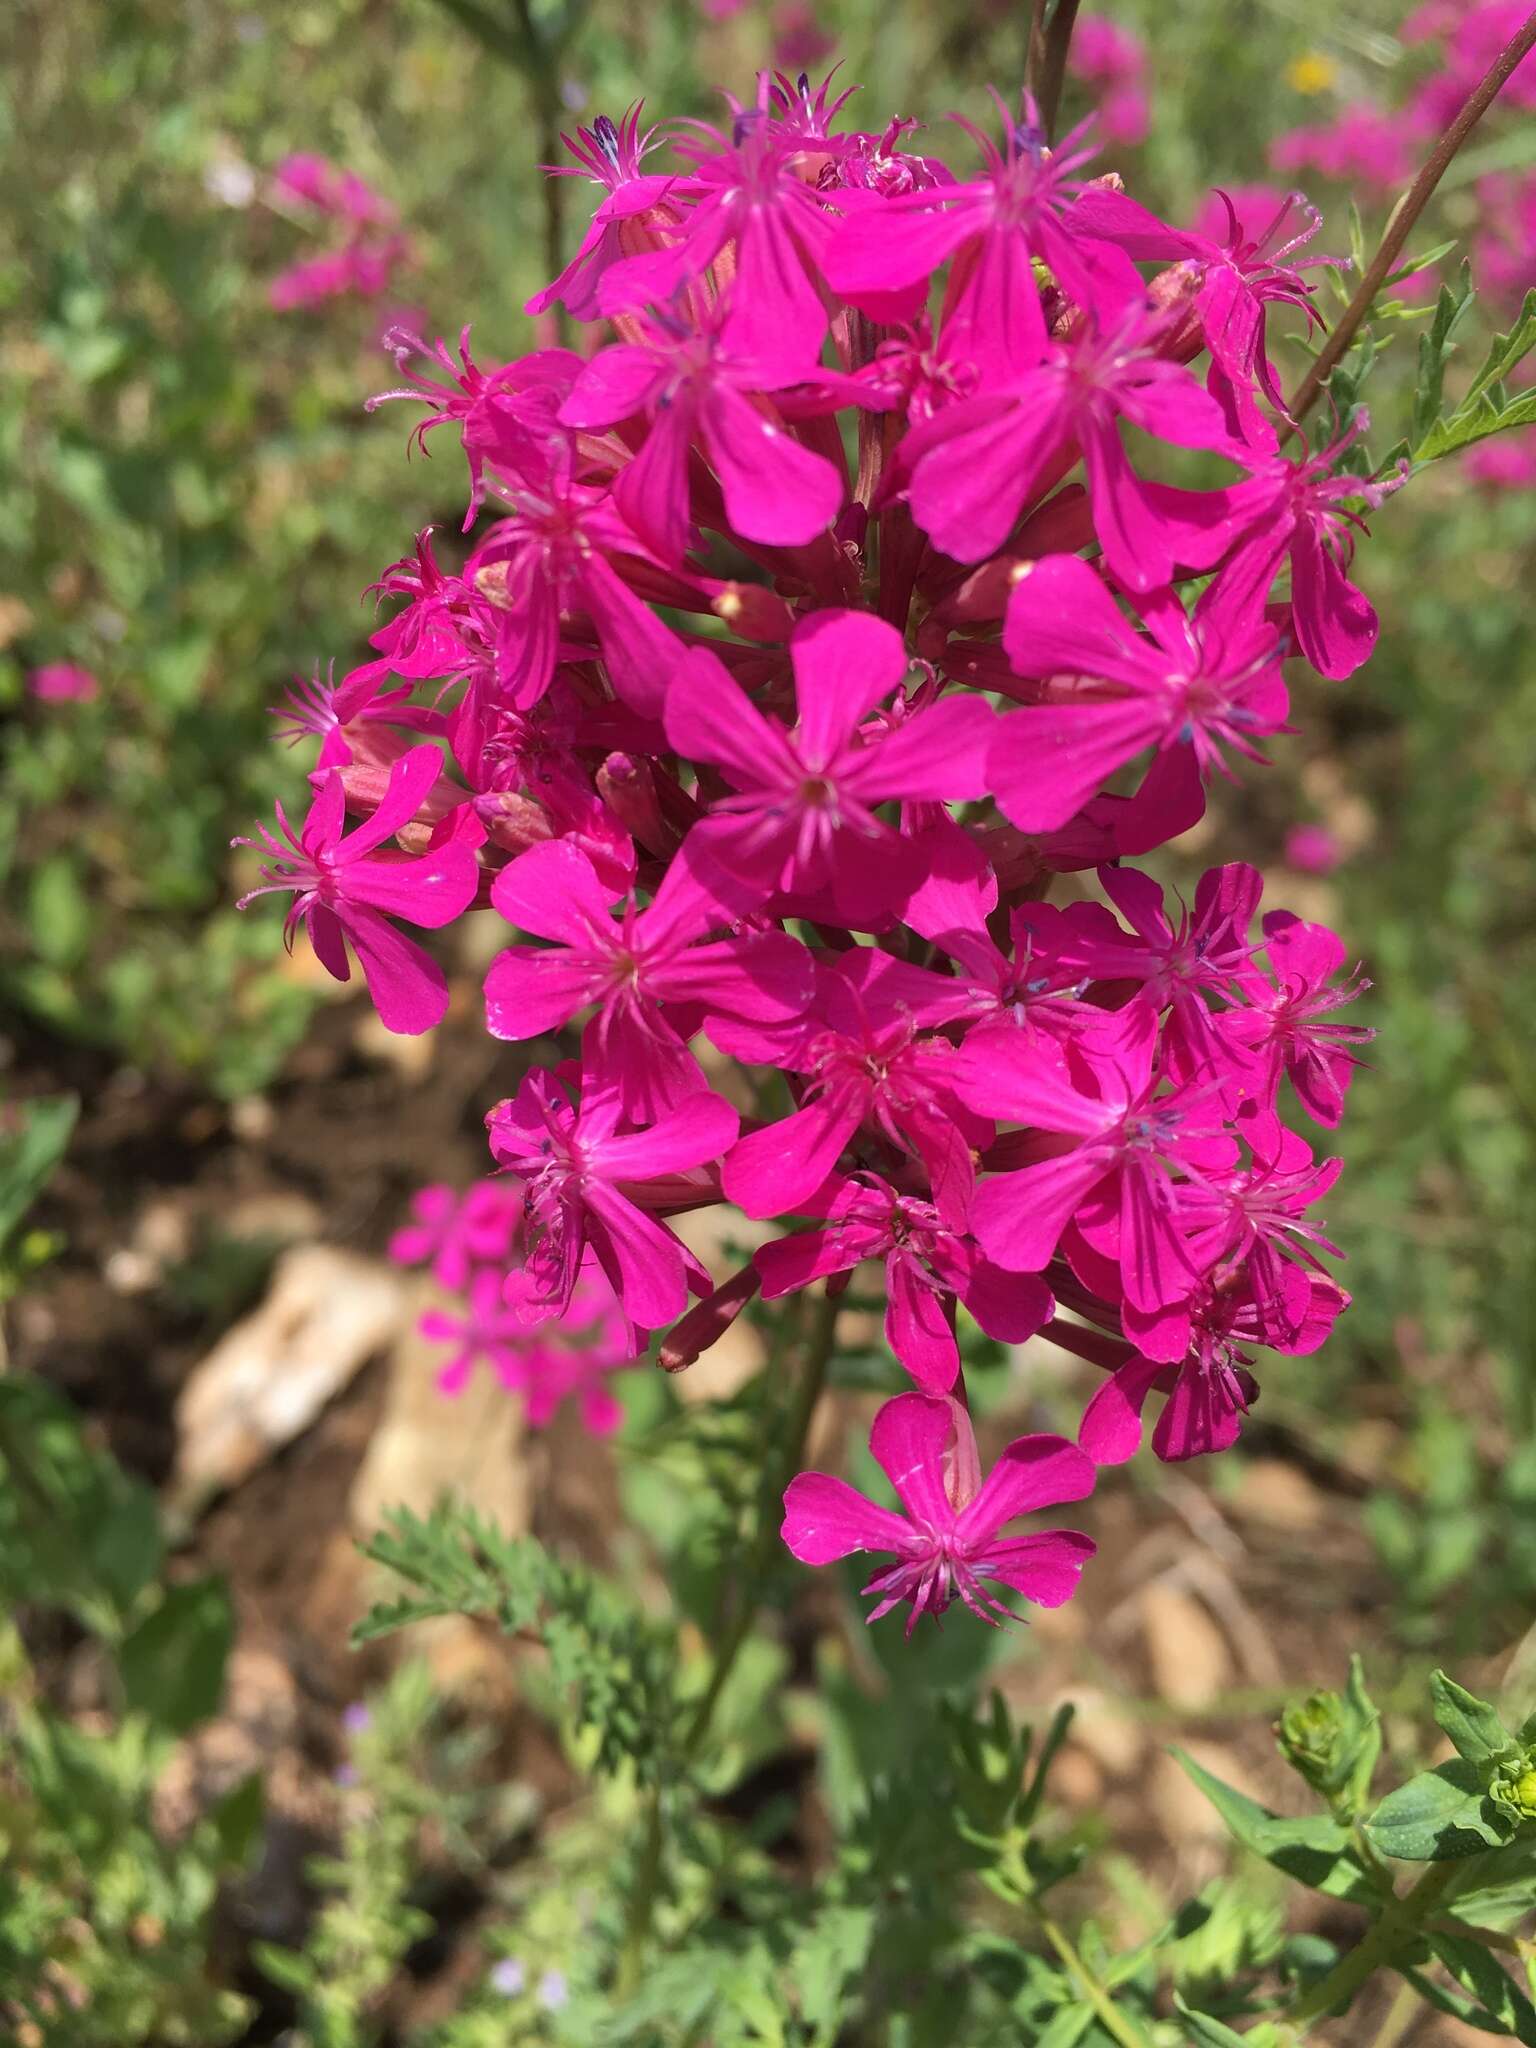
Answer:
[976,1530,1096,1608]
[665,646,797,788]
[791,608,909,767]
[582,1181,689,1328]
[1077,1355,1167,1465]
[701,387,844,547]
[491,838,618,942]
[613,400,696,568]
[989,697,1171,835]
[972,1148,1110,1273]
[559,342,669,427]
[721,204,829,363]
[665,932,816,1022]
[1002,554,1158,687]
[907,392,1068,565]
[1288,523,1378,680]
[484,947,600,1040]
[339,840,479,927]
[335,744,444,859]
[342,905,450,1035]
[575,553,683,718]
[885,1259,959,1391]
[868,1392,959,1528]
[956,1433,1097,1545]
[852,694,997,804]
[722,1096,862,1218]
[781,1472,916,1565]
[593,1090,740,1180]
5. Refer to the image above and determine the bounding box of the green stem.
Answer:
[616,1288,841,1994]
[508,0,571,346]
[1283,1853,1489,2035]
[1284,4,1536,435]
[1035,0,1084,143]
[680,1288,840,1761]
[1368,1977,1421,2048]
[1034,1910,1154,2048]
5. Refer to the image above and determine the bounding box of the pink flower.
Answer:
[559,299,846,561]
[235,745,481,1034]
[421,1268,540,1395]
[825,98,1168,356]
[1220,912,1373,1130]
[1283,822,1343,873]
[599,91,841,364]
[666,610,996,926]
[1173,420,1388,679]
[1270,109,1415,192]
[271,153,398,226]
[989,554,1287,832]
[720,949,988,1226]
[782,1392,1097,1632]
[755,1172,1053,1389]
[1149,189,1337,449]
[485,1063,738,1331]
[466,425,686,717]
[268,237,413,311]
[957,1002,1232,1312]
[900,303,1236,583]
[368,330,582,530]
[390,1180,521,1291]
[528,107,698,325]
[484,837,814,1118]
[1070,18,1150,144]
[1101,1267,1346,1461]
[28,663,99,703]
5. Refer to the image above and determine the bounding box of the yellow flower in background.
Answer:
[1286,50,1339,93]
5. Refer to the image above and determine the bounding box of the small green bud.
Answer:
[1278,1690,1345,1778]
[1276,1663,1381,1819]
[1489,1753,1536,1822]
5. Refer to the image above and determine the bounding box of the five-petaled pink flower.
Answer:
[782,1392,1097,1632]
[236,744,481,1034]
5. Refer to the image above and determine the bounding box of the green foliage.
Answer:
[1412,289,1536,463]
[0,1379,250,2044]
[1274,1654,1382,1822]
[0,1094,76,1299]
[356,1500,680,1784]
[254,1661,476,2048]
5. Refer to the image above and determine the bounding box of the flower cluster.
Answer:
[389,1180,639,1434]
[242,68,1382,1634]
[266,151,414,313]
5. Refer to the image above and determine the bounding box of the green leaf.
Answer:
[1431,1672,1518,1767]
[1410,263,1476,449]
[209,1770,265,1870]
[119,1575,234,1734]
[0,1374,163,1633]
[1033,2006,1096,2047]
[1427,1932,1536,2044]
[1365,1760,1514,1861]
[252,1940,316,1996]
[1462,288,1536,409]
[1398,1964,1519,2035]
[1173,1997,1270,2046]
[1172,1749,1374,1899]
[0,1092,77,1246]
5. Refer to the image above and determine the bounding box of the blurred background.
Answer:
[1,0,1534,2038]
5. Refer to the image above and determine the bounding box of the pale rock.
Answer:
[171,1246,406,1508]
[1141,1581,1232,1709]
